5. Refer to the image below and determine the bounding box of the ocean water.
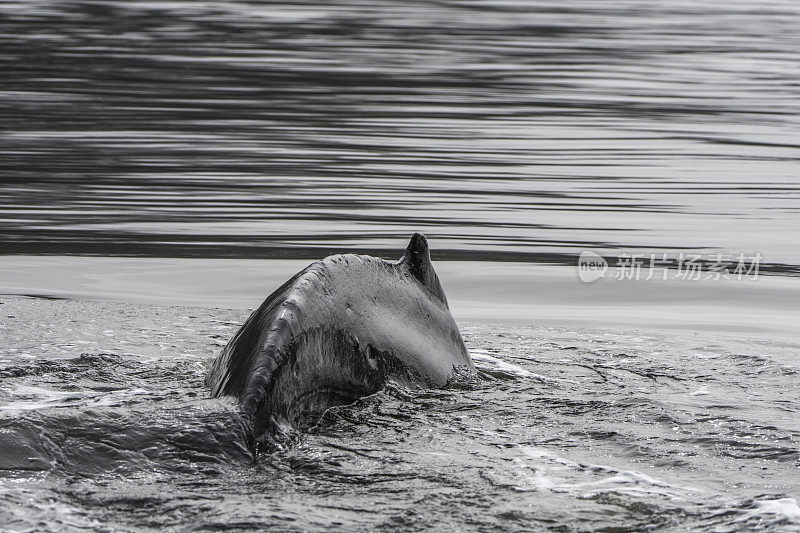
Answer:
[2,0,800,531]
[1,297,800,531]
[2,0,800,267]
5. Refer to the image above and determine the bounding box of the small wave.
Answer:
[0,405,252,477]
[685,437,800,462]
[502,446,703,499]
[733,498,800,524]
[470,349,566,383]
[0,353,127,380]
[0,384,95,412]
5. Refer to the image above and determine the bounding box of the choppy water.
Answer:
[2,0,800,267]
[2,296,799,531]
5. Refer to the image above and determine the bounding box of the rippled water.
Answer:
[2,297,799,531]
[3,2,800,531]
[2,0,800,267]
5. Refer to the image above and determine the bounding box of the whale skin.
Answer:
[206,234,473,438]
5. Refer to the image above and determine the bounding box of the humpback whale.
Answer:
[207,234,473,440]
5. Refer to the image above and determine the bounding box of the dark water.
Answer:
[2,297,800,531]
[2,0,800,267]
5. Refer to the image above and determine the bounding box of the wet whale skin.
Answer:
[206,234,473,436]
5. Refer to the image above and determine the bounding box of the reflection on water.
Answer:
[1,0,800,267]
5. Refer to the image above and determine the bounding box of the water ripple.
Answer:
[1,0,799,267]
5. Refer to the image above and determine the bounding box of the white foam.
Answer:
[734,498,800,523]
[470,349,568,383]
[511,457,557,490]
[0,384,151,412]
[0,385,79,412]
[579,470,670,488]
[511,446,702,498]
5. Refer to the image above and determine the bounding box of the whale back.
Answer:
[206,234,471,434]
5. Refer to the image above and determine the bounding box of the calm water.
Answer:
[2,0,800,267]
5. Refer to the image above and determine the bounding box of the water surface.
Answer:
[2,2,800,531]
[2,296,799,531]
[2,0,800,268]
